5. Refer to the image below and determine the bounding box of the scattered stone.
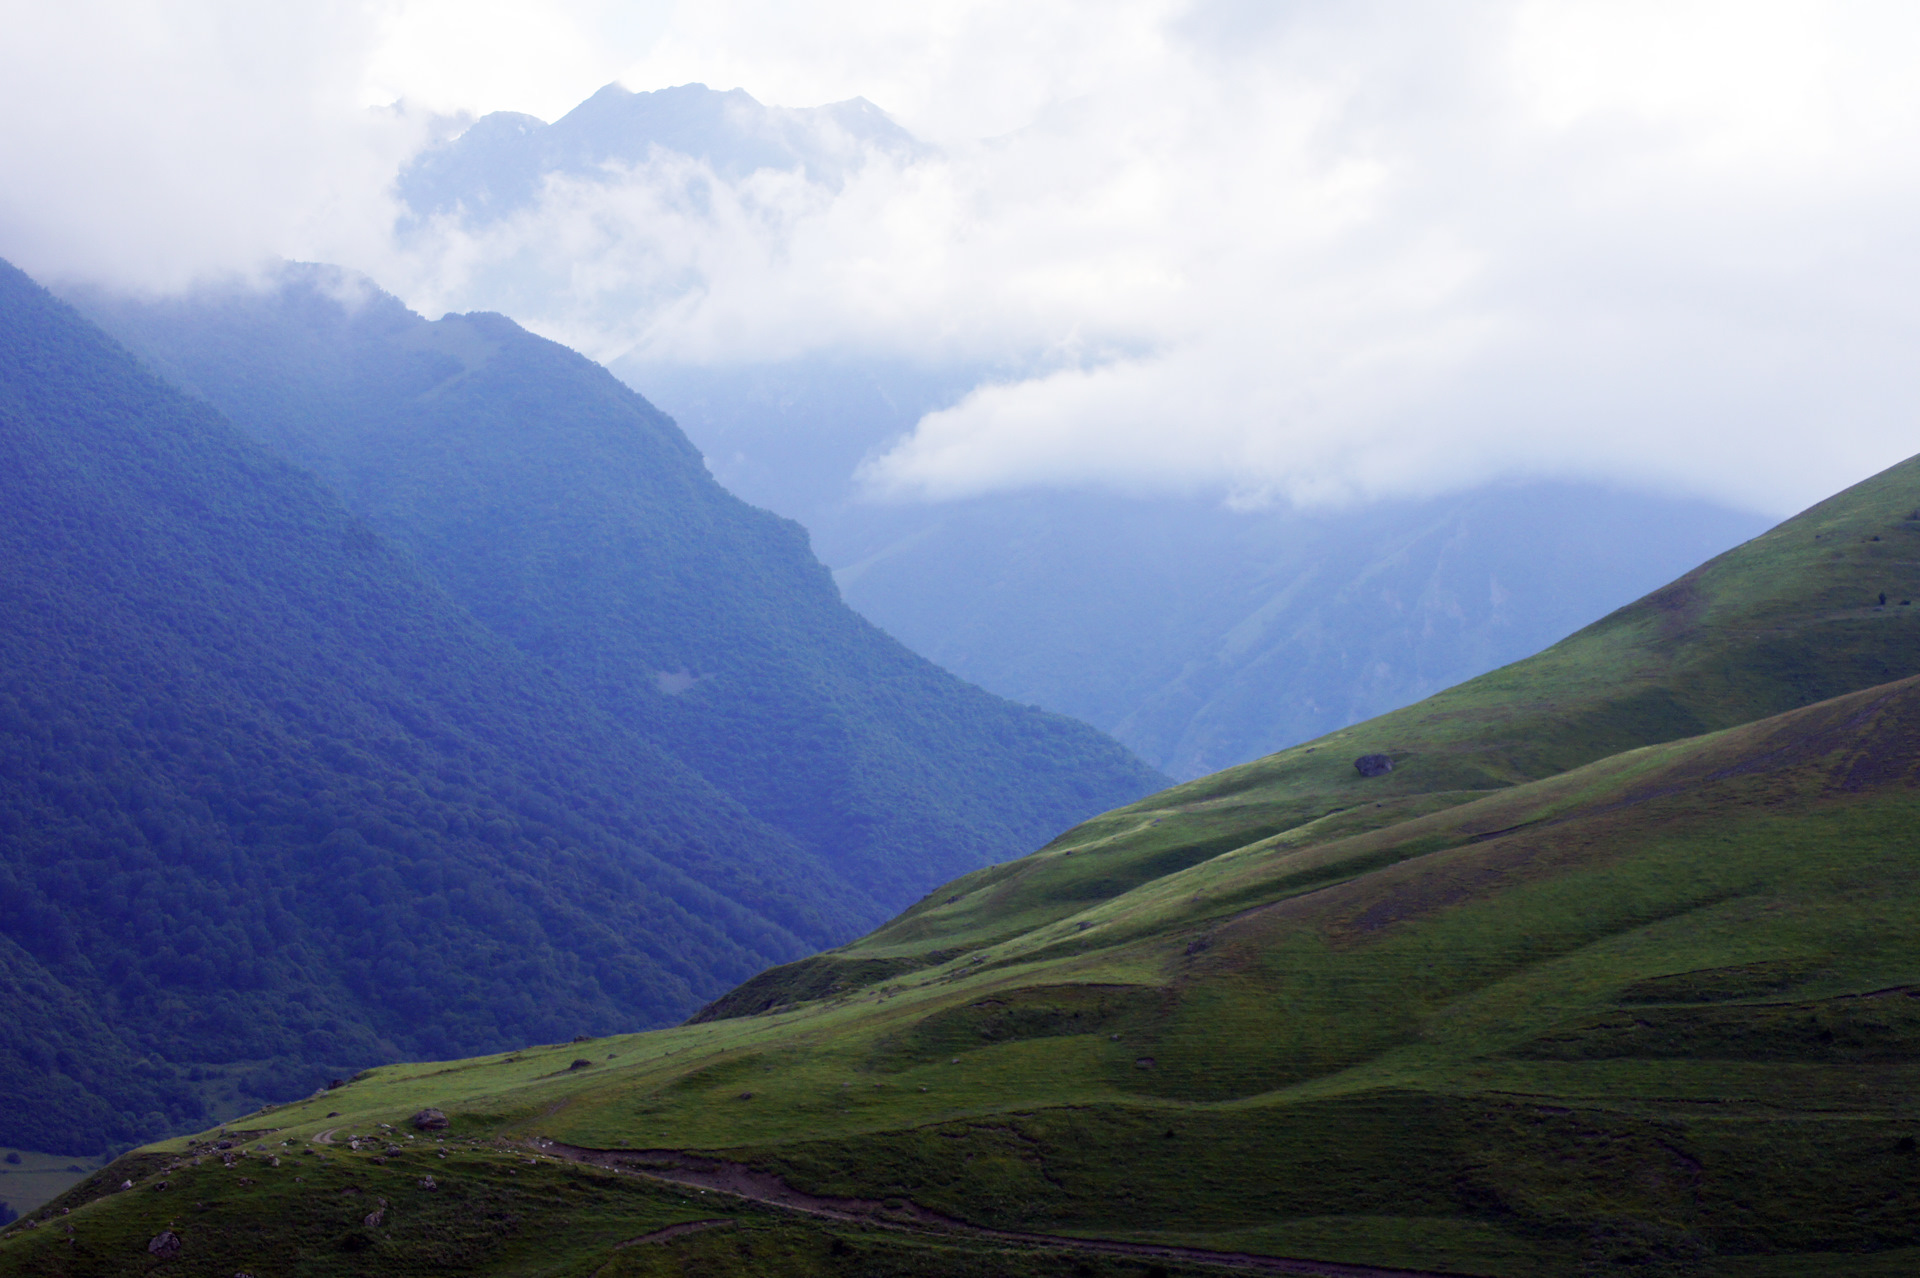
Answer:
[411,1109,449,1131]
[737,1092,754,1100]
[1184,935,1212,956]
[363,1208,384,1228]
[148,1229,182,1259]
[419,1175,437,1190]
[120,1180,134,1190]
[1353,753,1394,778]
[153,1181,169,1191]
[1135,1057,1157,1070]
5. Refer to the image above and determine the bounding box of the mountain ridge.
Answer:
[0,255,1158,1163]
[70,264,1167,911]
[16,448,1918,1272]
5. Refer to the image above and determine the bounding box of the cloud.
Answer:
[0,1,421,290]
[6,0,1920,513]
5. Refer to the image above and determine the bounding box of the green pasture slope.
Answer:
[11,455,1920,1276]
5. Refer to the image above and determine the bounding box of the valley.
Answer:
[8,439,1920,1273]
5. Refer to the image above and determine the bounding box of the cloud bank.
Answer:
[4,0,1919,513]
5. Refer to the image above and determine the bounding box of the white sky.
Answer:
[3,0,1919,514]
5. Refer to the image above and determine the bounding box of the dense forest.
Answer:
[74,269,1165,908]
[0,260,1158,1156]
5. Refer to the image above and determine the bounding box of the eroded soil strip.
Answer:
[540,1141,1474,1278]
[615,1218,736,1247]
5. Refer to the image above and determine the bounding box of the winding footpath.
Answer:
[536,1140,1477,1278]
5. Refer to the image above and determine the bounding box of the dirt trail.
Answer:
[614,1219,735,1247]
[537,1140,1475,1278]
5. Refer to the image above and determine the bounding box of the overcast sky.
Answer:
[4,0,1919,515]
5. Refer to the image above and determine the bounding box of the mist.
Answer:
[4,0,1919,514]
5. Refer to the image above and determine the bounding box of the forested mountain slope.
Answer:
[71,268,1163,909]
[23,462,1920,1275]
[0,258,874,1156]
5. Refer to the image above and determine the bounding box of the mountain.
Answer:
[397,82,921,228]
[17,451,1920,1276]
[0,257,876,1156]
[630,363,1771,780]
[67,267,1164,913]
[0,257,1157,1163]
[825,483,1775,779]
[389,74,1773,784]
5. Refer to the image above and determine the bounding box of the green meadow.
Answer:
[11,455,1920,1276]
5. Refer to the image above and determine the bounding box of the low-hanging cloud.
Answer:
[6,0,1920,514]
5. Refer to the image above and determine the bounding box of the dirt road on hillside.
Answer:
[537,1140,1478,1278]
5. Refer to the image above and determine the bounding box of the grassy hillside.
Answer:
[70,268,1166,911]
[14,457,1920,1275]
[12,671,1920,1274]
[0,257,890,1156]
[777,450,1920,974]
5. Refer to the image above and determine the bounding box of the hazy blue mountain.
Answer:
[398,82,921,227]
[399,78,1772,780]
[627,358,1774,779]
[71,268,1164,912]
[0,258,876,1154]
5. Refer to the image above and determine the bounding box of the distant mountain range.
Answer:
[385,79,1775,779]
[636,357,1772,777]
[34,448,1920,1276]
[0,258,1159,1159]
[194,79,1774,890]
[397,81,920,228]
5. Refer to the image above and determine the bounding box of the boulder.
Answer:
[410,1108,449,1131]
[1353,753,1393,778]
[147,1229,182,1259]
